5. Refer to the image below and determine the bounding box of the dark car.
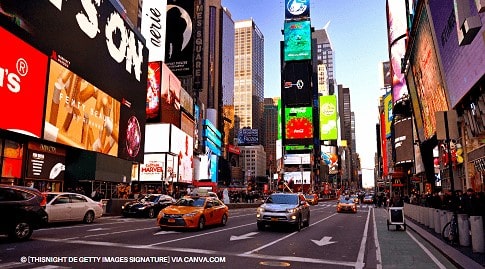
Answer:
[256,192,310,231]
[0,184,48,241]
[122,194,175,218]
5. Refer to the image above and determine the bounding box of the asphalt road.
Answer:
[0,201,458,269]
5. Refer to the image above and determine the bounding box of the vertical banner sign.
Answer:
[319,95,338,140]
[193,0,204,90]
[141,0,168,62]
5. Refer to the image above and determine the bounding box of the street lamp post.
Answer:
[300,156,304,193]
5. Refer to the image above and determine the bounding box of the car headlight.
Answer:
[257,207,265,213]
[184,211,199,217]
[138,206,147,210]
[286,208,298,213]
[121,205,125,209]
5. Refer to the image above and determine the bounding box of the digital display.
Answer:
[285,107,313,139]
[284,20,312,61]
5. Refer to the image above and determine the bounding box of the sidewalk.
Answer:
[374,206,484,269]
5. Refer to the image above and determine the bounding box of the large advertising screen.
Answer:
[386,0,409,104]
[282,61,312,106]
[146,62,161,121]
[45,60,121,158]
[0,0,148,163]
[161,63,182,126]
[283,20,311,61]
[140,153,165,182]
[429,0,485,108]
[394,117,414,165]
[237,129,259,146]
[170,126,193,183]
[140,0,167,62]
[165,0,194,76]
[408,6,449,140]
[319,95,338,140]
[384,92,393,138]
[284,0,310,20]
[26,142,66,181]
[0,26,48,138]
[285,107,313,140]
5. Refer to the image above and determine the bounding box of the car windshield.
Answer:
[305,194,315,199]
[45,193,58,203]
[144,195,159,203]
[266,194,298,205]
[339,196,354,203]
[176,197,206,207]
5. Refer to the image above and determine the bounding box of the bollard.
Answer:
[428,207,434,229]
[457,214,471,247]
[470,216,484,253]
[440,210,448,233]
[434,209,441,234]
[423,206,429,226]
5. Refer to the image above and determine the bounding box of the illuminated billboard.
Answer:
[282,61,312,106]
[428,0,485,108]
[146,62,161,121]
[285,107,313,139]
[0,1,149,163]
[284,20,311,61]
[285,0,310,20]
[0,26,48,138]
[161,63,182,126]
[394,117,414,165]
[384,92,393,138]
[407,6,448,140]
[319,95,338,140]
[238,129,259,146]
[321,145,338,175]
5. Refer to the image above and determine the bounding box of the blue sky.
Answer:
[221,0,389,187]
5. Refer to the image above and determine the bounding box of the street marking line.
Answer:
[354,206,371,269]
[372,207,383,269]
[406,230,447,269]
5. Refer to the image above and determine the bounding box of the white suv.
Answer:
[256,192,310,231]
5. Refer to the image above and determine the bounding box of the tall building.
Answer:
[240,145,266,178]
[313,25,336,94]
[221,7,235,107]
[234,19,264,134]
[263,98,279,177]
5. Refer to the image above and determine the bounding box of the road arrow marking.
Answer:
[230,232,259,241]
[311,236,336,246]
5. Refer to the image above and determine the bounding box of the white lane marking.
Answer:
[230,232,259,241]
[372,207,383,269]
[244,213,338,255]
[406,230,448,269]
[354,207,371,269]
[35,238,357,268]
[311,236,336,246]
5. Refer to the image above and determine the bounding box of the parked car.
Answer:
[122,194,175,218]
[43,192,103,224]
[256,192,310,231]
[0,184,48,240]
[304,193,319,205]
[157,195,228,230]
[337,196,357,213]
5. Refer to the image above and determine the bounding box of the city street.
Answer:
[0,201,460,269]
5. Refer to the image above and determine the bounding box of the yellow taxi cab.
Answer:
[157,194,228,230]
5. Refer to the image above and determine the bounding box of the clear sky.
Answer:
[221,0,390,188]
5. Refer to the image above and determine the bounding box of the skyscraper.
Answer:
[234,19,264,134]
[313,24,336,94]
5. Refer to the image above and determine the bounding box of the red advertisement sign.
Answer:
[0,26,48,137]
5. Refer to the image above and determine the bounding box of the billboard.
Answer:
[429,0,485,108]
[407,6,449,140]
[238,129,259,146]
[384,92,393,138]
[44,60,121,158]
[146,62,161,121]
[171,126,193,183]
[394,117,414,165]
[285,107,313,140]
[284,171,311,185]
[0,26,48,138]
[140,154,165,181]
[282,61,312,106]
[26,142,66,181]
[284,0,310,20]
[283,20,312,61]
[386,0,409,104]
[161,63,182,126]
[319,95,338,140]
[321,145,338,175]
[284,153,310,165]
[165,0,194,76]
[140,0,168,62]
[0,0,149,163]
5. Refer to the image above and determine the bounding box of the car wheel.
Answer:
[83,211,95,224]
[148,208,155,218]
[9,221,33,241]
[220,214,228,226]
[198,216,205,230]
[257,222,265,231]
